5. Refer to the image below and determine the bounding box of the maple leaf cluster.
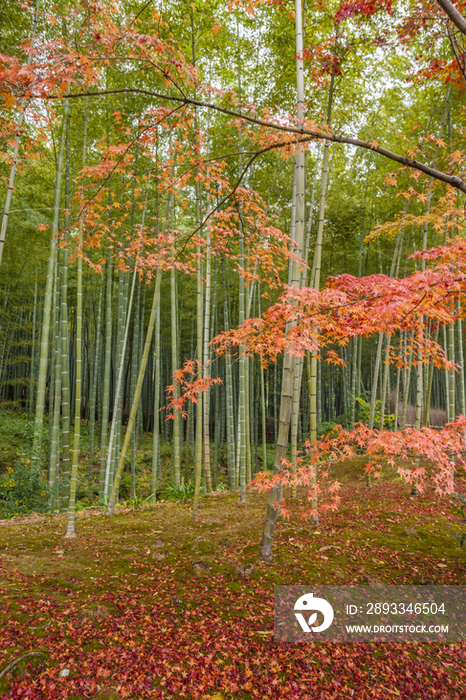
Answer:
[214,237,466,369]
[334,0,393,23]
[165,360,222,419]
[251,416,466,523]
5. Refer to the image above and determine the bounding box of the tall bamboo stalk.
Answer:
[48,258,61,510]
[65,95,88,538]
[107,270,163,515]
[379,335,391,429]
[202,223,213,491]
[170,249,181,485]
[28,267,38,419]
[448,322,456,421]
[307,78,335,519]
[130,275,141,499]
[31,99,68,468]
[0,0,41,268]
[99,246,113,499]
[238,222,247,502]
[223,260,236,488]
[259,0,307,559]
[88,277,103,499]
[151,269,162,499]
[192,177,204,520]
[104,255,139,497]
[60,112,72,505]
[309,77,335,445]
[258,287,267,471]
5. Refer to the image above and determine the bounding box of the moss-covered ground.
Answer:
[0,460,466,699]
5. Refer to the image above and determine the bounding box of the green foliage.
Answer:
[118,472,132,500]
[355,396,394,429]
[0,413,41,471]
[0,455,47,517]
[159,480,204,502]
[316,421,339,439]
[126,493,154,511]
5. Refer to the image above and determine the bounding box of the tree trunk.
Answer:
[259,0,307,559]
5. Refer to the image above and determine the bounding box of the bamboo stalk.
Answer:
[99,247,113,500]
[259,0,307,558]
[65,94,89,538]
[0,0,41,267]
[107,271,163,515]
[31,99,68,469]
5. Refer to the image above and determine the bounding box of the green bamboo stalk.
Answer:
[60,113,72,505]
[309,81,334,444]
[394,357,401,429]
[28,267,38,420]
[410,329,425,497]
[259,0,307,559]
[109,254,125,490]
[350,205,367,426]
[0,0,41,267]
[379,335,391,429]
[290,181,307,494]
[448,322,456,421]
[222,260,236,488]
[171,200,182,486]
[48,261,59,454]
[31,98,68,468]
[237,209,247,502]
[130,275,141,499]
[151,270,162,499]
[107,270,163,515]
[308,78,335,519]
[401,332,414,429]
[192,178,204,519]
[104,256,139,497]
[48,258,61,511]
[258,287,267,471]
[245,355,252,484]
[65,94,88,538]
[99,246,113,500]
[88,277,103,500]
[202,224,213,492]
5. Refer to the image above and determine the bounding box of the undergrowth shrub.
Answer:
[0,455,47,517]
[160,480,204,502]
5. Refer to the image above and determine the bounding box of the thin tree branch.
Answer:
[436,0,466,36]
[42,87,466,195]
[176,138,294,255]
[0,652,46,680]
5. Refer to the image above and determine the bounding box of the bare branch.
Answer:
[436,0,466,36]
[42,87,466,195]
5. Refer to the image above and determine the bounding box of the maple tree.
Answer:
[0,0,465,541]
[2,0,466,697]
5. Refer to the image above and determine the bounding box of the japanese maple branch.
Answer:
[42,87,466,195]
[176,139,287,254]
[78,103,186,218]
[399,291,428,323]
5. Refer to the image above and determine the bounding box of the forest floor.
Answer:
[1,461,466,699]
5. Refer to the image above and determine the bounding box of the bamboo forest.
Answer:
[2,0,466,697]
